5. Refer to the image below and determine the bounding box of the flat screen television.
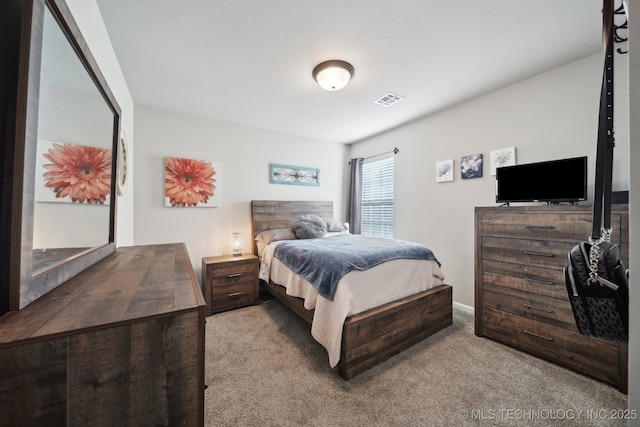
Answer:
[495,156,588,204]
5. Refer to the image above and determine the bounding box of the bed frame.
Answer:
[251,200,452,379]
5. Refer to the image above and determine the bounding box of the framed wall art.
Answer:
[436,159,454,183]
[165,156,221,207]
[490,146,516,175]
[270,163,319,186]
[461,153,483,179]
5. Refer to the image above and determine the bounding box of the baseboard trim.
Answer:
[453,301,474,314]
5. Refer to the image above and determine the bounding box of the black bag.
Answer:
[565,240,629,342]
[564,0,629,343]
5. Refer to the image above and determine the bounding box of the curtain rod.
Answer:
[363,147,398,160]
[349,148,398,164]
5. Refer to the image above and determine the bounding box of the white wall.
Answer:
[350,52,630,310]
[66,0,135,247]
[134,105,348,282]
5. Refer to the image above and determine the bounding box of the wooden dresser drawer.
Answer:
[481,260,566,299]
[481,308,622,386]
[481,236,574,269]
[480,212,623,246]
[482,283,577,331]
[480,213,592,241]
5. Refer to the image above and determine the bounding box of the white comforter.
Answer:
[259,238,445,368]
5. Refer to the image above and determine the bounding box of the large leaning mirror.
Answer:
[32,6,114,274]
[10,0,121,310]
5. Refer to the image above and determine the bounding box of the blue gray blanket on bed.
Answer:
[272,234,440,301]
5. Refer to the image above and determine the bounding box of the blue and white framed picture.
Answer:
[270,163,319,186]
[460,153,483,179]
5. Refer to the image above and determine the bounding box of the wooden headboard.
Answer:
[250,200,333,255]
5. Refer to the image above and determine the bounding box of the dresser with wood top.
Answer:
[475,205,628,392]
[0,243,206,425]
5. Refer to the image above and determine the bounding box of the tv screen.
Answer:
[496,156,587,204]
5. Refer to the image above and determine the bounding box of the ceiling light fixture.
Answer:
[312,60,355,91]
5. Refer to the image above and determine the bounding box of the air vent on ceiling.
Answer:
[374,92,404,107]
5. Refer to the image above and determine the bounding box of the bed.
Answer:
[251,200,452,379]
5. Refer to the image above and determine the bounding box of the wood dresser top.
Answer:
[0,243,205,347]
[474,204,628,213]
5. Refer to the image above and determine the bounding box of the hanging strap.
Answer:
[591,0,615,242]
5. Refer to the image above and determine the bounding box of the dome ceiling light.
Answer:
[312,60,355,91]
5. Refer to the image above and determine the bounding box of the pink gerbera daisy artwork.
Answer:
[42,142,112,204]
[165,157,218,207]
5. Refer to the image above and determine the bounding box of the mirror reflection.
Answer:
[32,7,114,275]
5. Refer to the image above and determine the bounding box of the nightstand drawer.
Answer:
[212,262,258,285]
[212,281,257,311]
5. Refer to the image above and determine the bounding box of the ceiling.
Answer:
[96,0,604,144]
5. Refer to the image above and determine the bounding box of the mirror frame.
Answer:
[8,0,121,311]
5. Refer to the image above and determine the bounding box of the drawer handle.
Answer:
[523,251,554,258]
[227,292,243,298]
[524,225,555,230]
[227,273,243,278]
[523,330,553,341]
[524,277,554,285]
[524,304,554,314]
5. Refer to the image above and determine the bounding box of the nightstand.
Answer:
[202,254,259,315]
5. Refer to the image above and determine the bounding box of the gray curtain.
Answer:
[348,158,363,234]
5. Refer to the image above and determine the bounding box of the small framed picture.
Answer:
[270,164,319,186]
[461,154,483,179]
[490,147,516,175]
[436,159,454,183]
[165,156,221,207]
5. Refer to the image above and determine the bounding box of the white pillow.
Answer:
[255,228,296,257]
[323,217,348,232]
[255,228,296,245]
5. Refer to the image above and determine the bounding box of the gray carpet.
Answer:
[204,298,627,426]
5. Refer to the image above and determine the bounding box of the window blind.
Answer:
[361,155,394,238]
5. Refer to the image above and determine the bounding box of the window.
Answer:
[361,155,394,238]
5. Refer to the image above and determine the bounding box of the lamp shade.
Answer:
[232,232,241,256]
[312,60,354,91]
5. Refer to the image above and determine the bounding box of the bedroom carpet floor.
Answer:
[204,295,628,427]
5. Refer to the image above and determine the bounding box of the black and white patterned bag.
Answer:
[564,238,629,342]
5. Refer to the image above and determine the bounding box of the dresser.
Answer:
[475,205,628,392]
[202,254,260,314]
[0,243,206,425]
